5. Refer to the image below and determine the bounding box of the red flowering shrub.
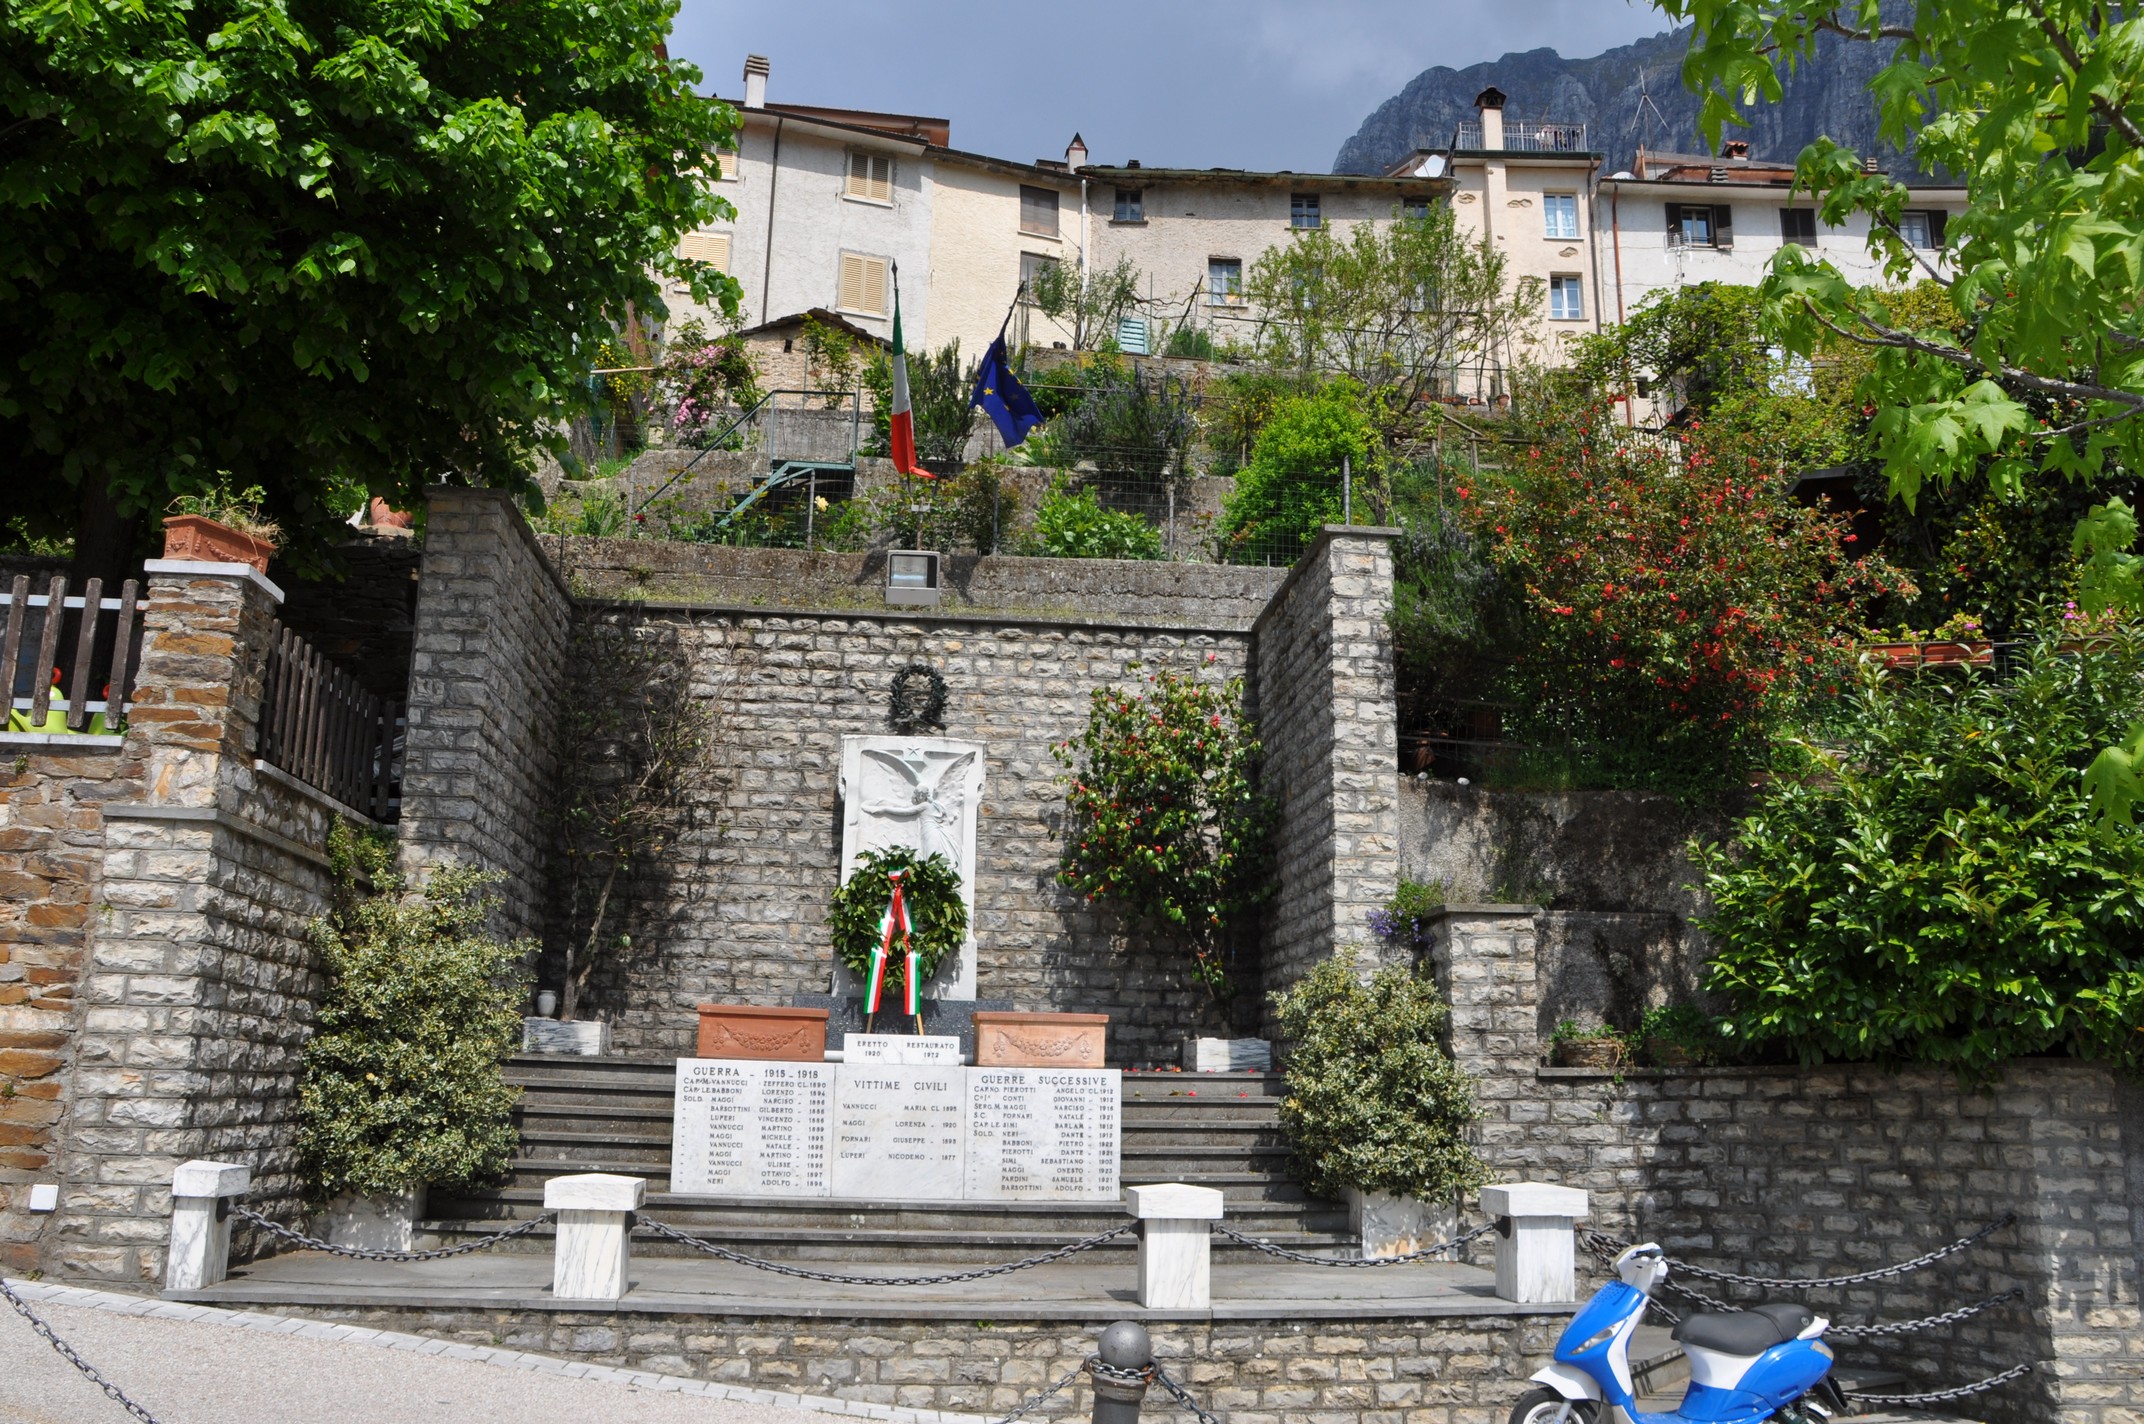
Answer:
[1054,665,1276,1002]
[1462,426,1906,789]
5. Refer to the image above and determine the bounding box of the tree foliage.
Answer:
[1217,380,1378,561]
[1697,620,2144,1080]
[1054,665,1276,1003]
[297,825,528,1200]
[1017,483,1165,561]
[1030,255,1144,352]
[1245,205,1537,412]
[1272,950,1487,1203]
[1,0,739,569]
[1662,0,2144,825]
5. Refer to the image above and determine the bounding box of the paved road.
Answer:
[0,1282,950,1424]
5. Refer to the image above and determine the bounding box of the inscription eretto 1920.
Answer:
[670,1059,1118,1202]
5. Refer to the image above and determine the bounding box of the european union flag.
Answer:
[969,333,1044,448]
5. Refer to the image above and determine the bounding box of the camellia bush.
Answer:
[1054,665,1276,1002]
[1272,950,1486,1203]
[1696,620,2144,1080]
[297,828,530,1200]
[1463,419,1906,794]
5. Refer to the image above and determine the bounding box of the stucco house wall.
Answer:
[925,157,1076,359]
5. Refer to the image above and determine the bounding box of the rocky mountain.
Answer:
[1333,25,1917,178]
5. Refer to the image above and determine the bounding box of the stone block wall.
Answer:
[1424,906,2144,1424]
[3,565,350,1284]
[559,607,1256,1063]
[1250,527,1402,1031]
[260,1305,1564,1424]
[398,487,573,943]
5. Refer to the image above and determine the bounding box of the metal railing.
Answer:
[257,622,402,822]
[1450,121,1590,152]
[1,575,146,735]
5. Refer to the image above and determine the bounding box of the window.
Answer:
[1544,194,1579,239]
[1290,192,1322,229]
[1402,197,1434,222]
[1020,185,1060,237]
[1899,209,1946,249]
[1019,251,1059,300]
[845,152,893,204]
[1549,274,1584,321]
[1668,202,1733,248]
[1779,207,1818,246]
[1207,257,1243,305]
[836,252,890,316]
[1113,188,1144,223]
[677,230,731,271]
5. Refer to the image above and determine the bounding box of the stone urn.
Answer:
[323,1185,426,1253]
[972,1011,1108,1068]
[1345,1188,1458,1260]
[161,514,276,573]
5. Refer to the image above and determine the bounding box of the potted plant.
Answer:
[1548,1019,1629,1070]
[1635,1003,1728,1069]
[297,826,528,1251]
[162,483,282,572]
[1272,950,1487,1259]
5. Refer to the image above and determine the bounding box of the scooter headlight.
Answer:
[1572,1322,1620,1355]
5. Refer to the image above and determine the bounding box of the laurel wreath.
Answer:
[827,846,968,984]
[888,661,947,732]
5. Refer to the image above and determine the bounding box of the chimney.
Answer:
[1721,138,1750,160]
[742,54,769,110]
[1474,85,1506,150]
[1065,132,1088,172]
[1862,155,1882,174]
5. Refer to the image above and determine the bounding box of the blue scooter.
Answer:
[1511,1243,1844,1424]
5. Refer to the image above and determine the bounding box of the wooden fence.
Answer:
[257,621,403,822]
[2,575,146,735]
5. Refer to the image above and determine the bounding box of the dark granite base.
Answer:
[788,995,1013,1059]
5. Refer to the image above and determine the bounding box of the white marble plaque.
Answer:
[844,1033,963,1065]
[835,735,985,998]
[671,1059,834,1197]
[831,1064,967,1199]
[964,1068,1121,1202]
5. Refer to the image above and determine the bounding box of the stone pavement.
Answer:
[0,1279,983,1424]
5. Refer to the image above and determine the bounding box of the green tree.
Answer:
[1696,620,2144,1080]
[1,0,740,577]
[1245,204,1536,413]
[862,340,974,466]
[1663,0,2144,826]
[1016,484,1165,561]
[1217,381,1379,562]
[1030,255,1144,352]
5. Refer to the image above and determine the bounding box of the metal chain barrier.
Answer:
[1845,1362,2035,1405]
[229,1204,554,1262]
[1211,1218,1498,1266]
[990,1362,1088,1424]
[1151,1363,1225,1424]
[0,1276,164,1424]
[637,1216,1135,1285]
[1584,1214,2015,1290]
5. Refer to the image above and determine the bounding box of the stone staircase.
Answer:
[422,1056,1355,1262]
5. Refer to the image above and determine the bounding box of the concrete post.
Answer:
[546,1173,645,1301]
[1480,1181,1588,1303]
[1091,1320,1153,1424]
[1124,1183,1223,1310]
[166,1160,250,1292]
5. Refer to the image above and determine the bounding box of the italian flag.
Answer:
[889,270,923,476]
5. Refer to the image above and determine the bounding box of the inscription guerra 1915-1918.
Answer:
[671,1059,1119,1202]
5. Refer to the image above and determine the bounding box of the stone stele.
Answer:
[835,734,986,999]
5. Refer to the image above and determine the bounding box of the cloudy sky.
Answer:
[669,0,1673,173]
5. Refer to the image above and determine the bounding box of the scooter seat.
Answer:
[1673,1302,1817,1355]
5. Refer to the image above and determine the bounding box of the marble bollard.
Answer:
[1480,1181,1589,1303]
[168,1160,251,1292]
[1125,1183,1224,1309]
[546,1173,646,1301]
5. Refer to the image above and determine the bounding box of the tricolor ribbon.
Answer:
[866,871,910,1015]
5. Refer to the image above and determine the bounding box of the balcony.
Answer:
[1450,121,1590,153]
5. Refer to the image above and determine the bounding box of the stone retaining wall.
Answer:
[247,1306,1559,1424]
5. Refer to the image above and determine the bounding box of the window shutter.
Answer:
[1667,203,1681,241]
[1714,204,1734,246]
[838,253,864,312]
[862,257,887,315]
[679,230,731,270]
[1021,185,1059,236]
[1928,210,1948,248]
[848,153,892,202]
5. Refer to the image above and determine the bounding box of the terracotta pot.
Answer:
[1644,1036,1696,1069]
[1552,1036,1626,1070]
[695,1003,828,1061]
[972,1011,1108,1068]
[1867,640,1993,671]
[162,514,276,573]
